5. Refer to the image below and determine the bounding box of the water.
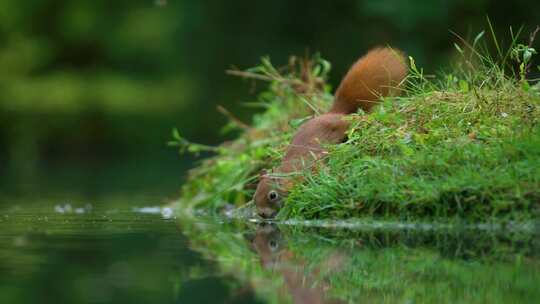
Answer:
[1,198,539,304]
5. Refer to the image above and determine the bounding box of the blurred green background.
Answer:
[1,0,539,202]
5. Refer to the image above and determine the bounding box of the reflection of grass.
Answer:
[286,226,540,303]
[176,33,540,221]
[177,213,540,304]
[325,246,539,303]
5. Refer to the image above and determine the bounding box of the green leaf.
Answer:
[459,80,469,92]
[409,56,419,74]
[312,65,321,76]
[454,43,464,54]
[521,81,530,92]
[321,59,331,73]
[289,116,312,129]
[172,128,181,140]
[524,50,532,63]
[473,31,485,48]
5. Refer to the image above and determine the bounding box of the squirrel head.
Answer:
[253,170,286,218]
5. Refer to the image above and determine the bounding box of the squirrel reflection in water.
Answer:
[247,223,346,304]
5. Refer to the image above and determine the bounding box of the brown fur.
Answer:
[254,47,407,218]
[331,47,407,114]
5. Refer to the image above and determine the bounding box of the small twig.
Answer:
[216,105,251,130]
[525,25,540,76]
[226,69,275,81]
[226,69,304,86]
[528,25,539,49]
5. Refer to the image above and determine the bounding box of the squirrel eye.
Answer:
[267,190,279,202]
[268,240,279,251]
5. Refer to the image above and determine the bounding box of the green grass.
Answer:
[174,35,540,222]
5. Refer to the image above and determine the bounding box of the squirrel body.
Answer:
[254,47,408,218]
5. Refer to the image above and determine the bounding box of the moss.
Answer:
[174,42,540,222]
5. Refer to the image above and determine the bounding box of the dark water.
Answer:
[0,202,257,303]
[1,196,539,304]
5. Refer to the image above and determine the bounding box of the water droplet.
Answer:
[161,207,174,219]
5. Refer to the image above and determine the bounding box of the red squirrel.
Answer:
[254,47,408,218]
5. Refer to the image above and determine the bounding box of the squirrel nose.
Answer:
[258,208,277,219]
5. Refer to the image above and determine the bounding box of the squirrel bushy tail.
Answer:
[329,47,407,114]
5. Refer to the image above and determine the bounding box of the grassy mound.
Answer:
[174,40,540,222]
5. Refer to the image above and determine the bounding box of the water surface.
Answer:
[1,200,538,304]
